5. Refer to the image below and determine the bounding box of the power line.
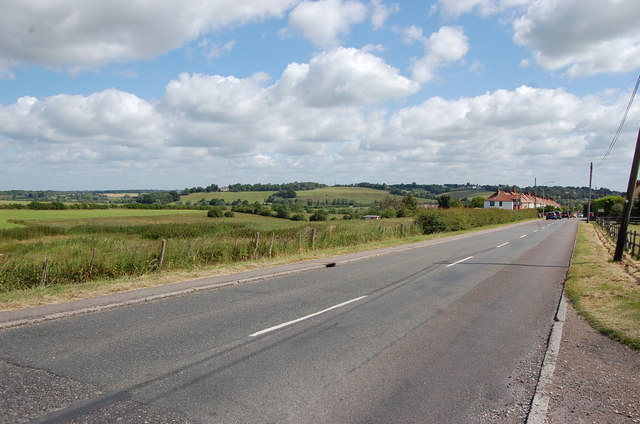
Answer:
[595,73,640,168]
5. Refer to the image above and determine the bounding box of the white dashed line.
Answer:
[250,296,368,337]
[496,242,509,248]
[446,256,474,268]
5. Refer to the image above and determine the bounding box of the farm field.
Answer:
[180,191,276,204]
[443,189,494,200]
[180,187,413,206]
[295,187,401,204]
[0,209,204,229]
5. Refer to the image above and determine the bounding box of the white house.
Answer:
[484,190,560,210]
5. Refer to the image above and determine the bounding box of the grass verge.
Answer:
[566,222,640,350]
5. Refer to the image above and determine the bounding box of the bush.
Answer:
[309,210,328,221]
[207,207,224,218]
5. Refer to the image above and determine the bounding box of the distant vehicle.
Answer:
[578,213,584,218]
[561,211,569,218]
[546,212,558,220]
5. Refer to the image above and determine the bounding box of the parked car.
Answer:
[561,211,569,218]
[546,212,558,220]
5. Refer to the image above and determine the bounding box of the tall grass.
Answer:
[0,209,535,292]
[0,216,423,291]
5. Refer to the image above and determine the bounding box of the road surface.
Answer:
[0,218,578,423]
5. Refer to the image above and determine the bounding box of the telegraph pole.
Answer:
[587,162,593,223]
[614,127,640,261]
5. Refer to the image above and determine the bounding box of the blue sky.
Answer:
[1,0,639,191]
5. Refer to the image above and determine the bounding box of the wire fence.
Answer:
[594,217,640,259]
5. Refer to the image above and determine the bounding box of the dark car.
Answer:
[546,212,558,220]
[561,211,569,218]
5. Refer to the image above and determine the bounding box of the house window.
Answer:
[489,201,495,206]
[499,201,503,207]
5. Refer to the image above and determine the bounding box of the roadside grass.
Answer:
[0,213,425,297]
[566,222,640,350]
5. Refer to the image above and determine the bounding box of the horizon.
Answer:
[1,1,639,192]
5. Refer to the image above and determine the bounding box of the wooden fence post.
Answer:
[253,232,260,258]
[299,231,303,253]
[158,239,166,270]
[311,228,317,250]
[269,234,274,258]
[40,258,49,288]
[89,248,96,276]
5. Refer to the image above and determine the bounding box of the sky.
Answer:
[1,0,639,192]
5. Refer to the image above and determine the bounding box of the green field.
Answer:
[0,209,204,229]
[180,191,276,204]
[0,210,423,294]
[443,189,494,200]
[295,187,401,204]
[180,187,408,206]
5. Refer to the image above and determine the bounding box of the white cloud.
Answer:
[400,26,426,45]
[370,0,400,30]
[164,73,268,123]
[288,0,367,48]
[0,0,300,74]
[360,85,638,187]
[276,47,418,107]
[411,26,469,84]
[0,90,161,146]
[513,0,640,77]
[1,53,637,190]
[437,0,531,18]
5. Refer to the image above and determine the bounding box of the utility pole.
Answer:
[587,162,593,223]
[614,127,640,261]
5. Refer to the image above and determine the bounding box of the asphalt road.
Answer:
[0,218,578,424]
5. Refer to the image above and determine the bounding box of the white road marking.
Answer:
[520,234,528,238]
[496,242,509,248]
[445,256,474,268]
[250,296,368,337]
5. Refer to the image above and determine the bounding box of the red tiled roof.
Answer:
[487,190,559,207]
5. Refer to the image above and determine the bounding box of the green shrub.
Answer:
[207,207,223,218]
[291,214,307,221]
[309,210,328,221]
